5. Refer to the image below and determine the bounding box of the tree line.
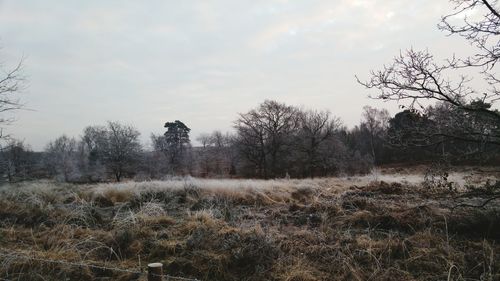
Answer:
[1,0,499,183]
[0,98,498,183]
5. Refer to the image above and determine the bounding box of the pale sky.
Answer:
[0,0,473,150]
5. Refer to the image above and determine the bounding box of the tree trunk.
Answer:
[370,133,376,164]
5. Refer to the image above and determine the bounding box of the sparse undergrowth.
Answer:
[0,176,499,281]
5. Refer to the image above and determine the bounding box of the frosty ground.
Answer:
[0,167,499,281]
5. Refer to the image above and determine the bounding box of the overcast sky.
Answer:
[0,0,473,150]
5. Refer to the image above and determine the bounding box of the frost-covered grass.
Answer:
[0,170,499,280]
[0,169,493,205]
[91,177,323,193]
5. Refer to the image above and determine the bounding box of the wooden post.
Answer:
[148,262,163,281]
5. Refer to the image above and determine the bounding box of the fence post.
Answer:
[148,262,163,281]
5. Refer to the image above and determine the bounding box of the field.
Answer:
[0,167,499,281]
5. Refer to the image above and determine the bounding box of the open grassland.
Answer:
[0,168,499,280]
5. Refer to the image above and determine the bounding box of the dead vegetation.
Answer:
[0,174,499,280]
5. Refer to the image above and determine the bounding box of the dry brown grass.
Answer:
[0,172,499,280]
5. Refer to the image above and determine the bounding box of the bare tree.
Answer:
[260,100,300,177]
[0,55,25,138]
[439,0,500,70]
[195,133,213,177]
[106,121,142,181]
[234,100,299,178]
[0,139,35,182]
[234,109,267,178]
[361,106,390,163]
[44,135,78,182]
[296,109,342,178]
[358,0,500,204]
[210,131,234,176]
[195,131,234,177]
[83,122,142,181]
[358,0,500,147]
